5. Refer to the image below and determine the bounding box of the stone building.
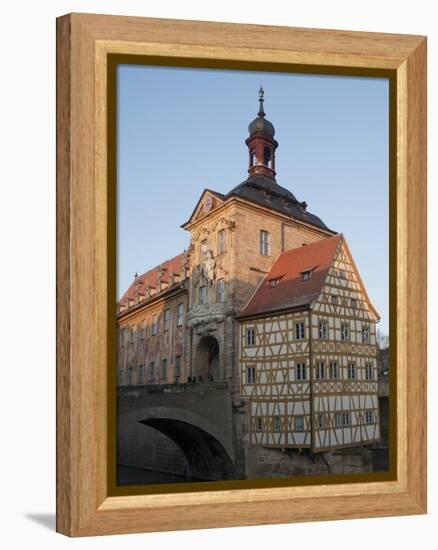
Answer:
[117,87,381,480]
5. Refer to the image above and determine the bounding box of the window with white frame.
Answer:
[362,324,370,343]
[347,362,356,379]
[316,362,325,379]
[294,415,304,432]
[260,230,269,256]
[296,363,306,380]
[295,321,305,340]
[161,359,167,381]
[343,412,351,426]
[365,363,374,380]
[256,417,263,432]
[335,412,342,428]
[177,303,184,326]
[269,278,280,288]
[164,309,171,331]
[341,322,350,341]
[365,410,374,424]
[246,328,255,346]
[331,295,338,305]
[351,297,357,309]
[246,366,256,384]
[151,314,158,335]
[318,414,325,429]
[329,361,338,379]
[319,320,328,339]
[273,416,281,432]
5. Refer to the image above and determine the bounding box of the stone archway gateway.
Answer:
[195,336,220,381]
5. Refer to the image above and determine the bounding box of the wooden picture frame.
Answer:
[56,13,427,536]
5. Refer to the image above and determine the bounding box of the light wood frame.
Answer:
[56,13,427,536]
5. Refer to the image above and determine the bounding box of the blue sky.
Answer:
[117,65,389,334]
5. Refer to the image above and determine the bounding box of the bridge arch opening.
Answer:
[140,416,235,481]
[195,335,219,381]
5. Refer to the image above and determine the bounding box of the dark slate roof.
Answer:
[248,115,275,137]
[238,235,343,319]
[225,175,333,232]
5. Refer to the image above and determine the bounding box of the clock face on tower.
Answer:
[203,195,213,213]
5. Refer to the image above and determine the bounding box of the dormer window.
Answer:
[301,270,312,281]
[268,278,281,288]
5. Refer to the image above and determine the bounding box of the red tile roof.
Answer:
[239,235,343,318]
[119,252,185,306]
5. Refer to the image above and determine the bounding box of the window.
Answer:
[137,365,144,384]
[127,366,133,385]
[151,314,158,335]
[294,415,304,432]
[269,278,280,288]
[341,322,350,341]
[199,285,206,305]
[246,328,255,346]
[338,270,347,280]
[130,326,135,343]
[247,366,256,384]
[347,362,356,379]
[140,321,146,339]
[250,149,256,166]
[174,356,181,379]
[256,417,263,432]
[362,324,370,343]
[177,303,184,326]
[263,147,272,167]
[301,270,312,281]
[365,411,374,424]
[318,414,325,429]
[217,230,225,254]
[329,362,338,379]
[260,230,269,256]
[365,363,374,380]
[295,322,305,340]
[335,412,342,428]
[164,309,170,331]
[319,320,328,339]
[331,295,338,305]
[148,362,155,383]
[273,416,281,432]
[296,363,306,380]
[217,279,225,303]
[316,362,325,380]
[343,412,351,426]
[161,359,167,381]
[351,298,357,309]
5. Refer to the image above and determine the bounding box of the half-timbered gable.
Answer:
[238,234,381,452]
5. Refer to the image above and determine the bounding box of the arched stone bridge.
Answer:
[117,382,236,481]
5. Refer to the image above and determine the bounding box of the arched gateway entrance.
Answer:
[195,336,220,381]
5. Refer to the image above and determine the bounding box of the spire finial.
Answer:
[258,84,265,117]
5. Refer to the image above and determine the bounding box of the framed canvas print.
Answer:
[56,13,427,536]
